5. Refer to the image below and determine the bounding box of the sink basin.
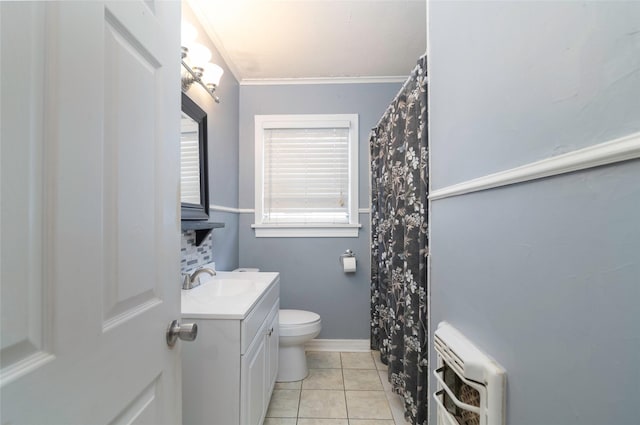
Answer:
[181,268,280,319]
[201,279,257,298]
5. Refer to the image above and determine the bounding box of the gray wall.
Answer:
[238,83,401,339]
[430,1,640,190]
[429,2,640,424]
[181,4,240,272]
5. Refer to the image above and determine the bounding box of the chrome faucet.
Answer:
[182,267,216,290]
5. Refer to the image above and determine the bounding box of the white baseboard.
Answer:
[305,339,370,352]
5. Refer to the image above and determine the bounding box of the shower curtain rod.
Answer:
[372,52,427,131]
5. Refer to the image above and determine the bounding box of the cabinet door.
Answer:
[241,330,267,425]
[266,305,280,397]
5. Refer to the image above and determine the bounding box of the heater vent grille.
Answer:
[433,322,506,425]
[434,334,465,377]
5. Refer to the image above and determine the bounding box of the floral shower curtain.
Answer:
[370,55,428,425]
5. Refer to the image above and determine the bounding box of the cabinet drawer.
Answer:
[241,278,279,354]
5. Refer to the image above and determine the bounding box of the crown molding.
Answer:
[240,76,407,86]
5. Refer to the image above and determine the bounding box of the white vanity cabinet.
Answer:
[182,273,279,425]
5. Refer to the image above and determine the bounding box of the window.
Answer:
[253,114,360,237]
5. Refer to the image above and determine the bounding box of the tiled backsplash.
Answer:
[181,230,213,273]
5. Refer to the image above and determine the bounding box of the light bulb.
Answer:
[188,43,212,70]
[181,22,197,47]
[203,63,224,87]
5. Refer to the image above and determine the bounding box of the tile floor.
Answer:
[264,351,411,425]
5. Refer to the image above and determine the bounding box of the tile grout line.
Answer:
[340,352,349,421]
[296,381,302,425]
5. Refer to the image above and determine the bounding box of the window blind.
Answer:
[262,127,350,224]
[180,117,201,205]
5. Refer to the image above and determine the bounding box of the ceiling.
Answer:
[187,0,427,83]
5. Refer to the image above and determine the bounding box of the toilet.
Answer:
[232,268,322,382]
[277,309,321,382]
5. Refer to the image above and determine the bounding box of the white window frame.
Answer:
[253,114,361,238]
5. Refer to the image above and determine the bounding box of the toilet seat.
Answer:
[279,309,321,337]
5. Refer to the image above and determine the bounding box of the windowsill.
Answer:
[251,223,362,238]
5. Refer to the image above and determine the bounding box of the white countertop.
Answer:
[181,271,279,320]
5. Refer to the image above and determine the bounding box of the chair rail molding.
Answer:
[209,204,253,214]
[429,131,640,201]
[219,206,372,214]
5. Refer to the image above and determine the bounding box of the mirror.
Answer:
[181,93,209,220]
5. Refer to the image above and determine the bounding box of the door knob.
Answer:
[166,320,198,348]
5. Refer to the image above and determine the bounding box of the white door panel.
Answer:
[1,1,182,423]
[0,2,50,381]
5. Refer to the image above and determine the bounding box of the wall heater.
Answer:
[433,322,506,425]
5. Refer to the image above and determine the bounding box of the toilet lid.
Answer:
[279,309,320,326]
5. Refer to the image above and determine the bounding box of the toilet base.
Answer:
[276,345,308,382]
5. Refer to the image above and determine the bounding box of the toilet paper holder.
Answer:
[339,250,357,273]
[339,249,356,265]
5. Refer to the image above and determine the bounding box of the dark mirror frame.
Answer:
[181,92,209,221]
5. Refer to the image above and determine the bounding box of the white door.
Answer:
[1,1,182,423]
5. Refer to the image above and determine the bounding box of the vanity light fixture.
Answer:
[181,21,224,103]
